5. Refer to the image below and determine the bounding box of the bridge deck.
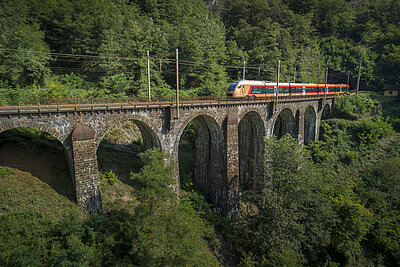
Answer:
[0,94,336,115]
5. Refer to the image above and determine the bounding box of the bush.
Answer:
[100,171,118,186]
[335,94,380,119]
[309,116,393,166]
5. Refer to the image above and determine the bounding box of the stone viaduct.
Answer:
[0,95,335,216]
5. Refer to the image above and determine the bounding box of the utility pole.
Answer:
[147,51,151,102]
[176,49,180,119]
[346,73,350,93]
[317,63,321,83]
[258,65,261,78]
[356,57,362,94]
[293,66,296,83]
[275,60,280,112]
[243,61,246,80]
[324,66,328,98]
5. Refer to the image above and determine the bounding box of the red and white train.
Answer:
[226,80,349,98]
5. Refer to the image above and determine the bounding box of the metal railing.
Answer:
[0,93,340,108]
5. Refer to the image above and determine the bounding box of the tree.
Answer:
[129,148,220,266]
[238,135,335,265]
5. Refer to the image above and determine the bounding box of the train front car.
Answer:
[226,81,239,97]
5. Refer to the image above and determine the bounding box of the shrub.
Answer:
[335,94,380,119]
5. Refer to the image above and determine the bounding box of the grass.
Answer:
[0,166,84,221]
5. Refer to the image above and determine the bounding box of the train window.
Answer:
[251,87,261,94]
[262,87,269,93]
[307,87,315,92]
[293,87,301,93]
[227,82,238,91]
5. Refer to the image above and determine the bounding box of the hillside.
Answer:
[1,0,400,101]
[0,166,83,220]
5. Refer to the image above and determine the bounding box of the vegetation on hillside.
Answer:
[0,150,220,266]
[1,0,400,101]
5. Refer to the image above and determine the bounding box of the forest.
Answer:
[1,0,400,266]
[1,0,400,100]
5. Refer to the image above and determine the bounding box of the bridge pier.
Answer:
[298,110,305,145]
[225,114,240,218]
[71,125,102,214]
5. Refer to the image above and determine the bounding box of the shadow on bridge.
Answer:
[178,115,225,212]
[0,127,75,201]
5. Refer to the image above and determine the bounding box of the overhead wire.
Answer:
[1,47,333,80]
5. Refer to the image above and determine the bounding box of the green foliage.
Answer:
[335,94,380,119]
[329,190,373,265]
[2,0,400,96]
[0,166,14,179]
[357,157,400,265]
[309,115,393,165]
[100,171,118,186]
[129,148,220,266]
[130,148,175,211]
[237,135,335,265]
[131,204,219,266]
[0,148,220,266]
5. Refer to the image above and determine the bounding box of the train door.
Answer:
[302,86,306,96]
[241,85,247,97]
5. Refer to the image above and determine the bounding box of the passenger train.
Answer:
[226,80,349,98]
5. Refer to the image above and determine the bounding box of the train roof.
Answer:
[233,80,348,86]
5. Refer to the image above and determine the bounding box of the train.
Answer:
[226,80,349,98]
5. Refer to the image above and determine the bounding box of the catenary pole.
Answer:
[147,51,151,102]
[324,66,328,98]
[243,61,246,80]
[356,57,362,94]
[275,60,280,111]
[293,66,296,83]
[176,49,179,119]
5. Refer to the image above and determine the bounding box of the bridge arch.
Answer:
[177,113,225,211]
[0,122,65,145]
[273,108,296,139]
[239,111,265,190]
[96,114,161,150]
[321,104,331,120]
[304,106,317,145]
[0,126,75,201]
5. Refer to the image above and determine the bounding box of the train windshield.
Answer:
[227,82,239,91]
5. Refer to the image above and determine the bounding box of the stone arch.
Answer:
[304,106,317,145]
[0,124,75,201]
[273,108,296,139]
[176,113,225,211]
[321,104,331,120]
[171,110,223,164]
[0,122,65,145]
[238,111,265,190]
[96,114,161,150]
